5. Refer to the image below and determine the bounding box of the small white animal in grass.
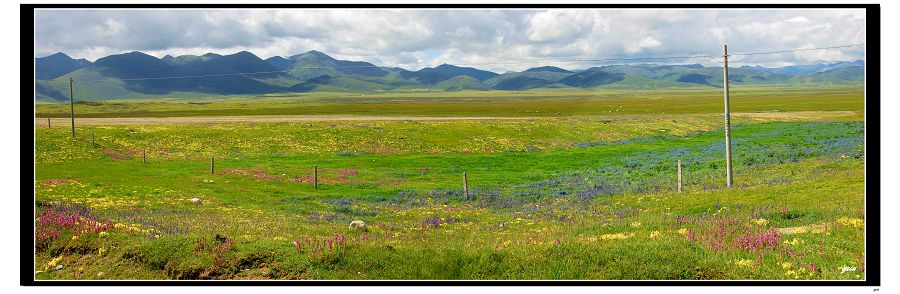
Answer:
[349,220,366,230]
[190,198,202,204]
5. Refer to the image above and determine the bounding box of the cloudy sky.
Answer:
[34,9,866,72]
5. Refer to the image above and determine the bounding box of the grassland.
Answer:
[32,87,867,280]
[35,85,864,118]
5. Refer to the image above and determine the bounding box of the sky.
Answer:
[33,9,867,72]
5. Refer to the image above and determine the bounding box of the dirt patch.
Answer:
[776,222,833,235]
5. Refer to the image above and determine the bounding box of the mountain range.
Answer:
[34,51,865,101]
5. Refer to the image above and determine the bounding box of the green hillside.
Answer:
[34,50,865,101]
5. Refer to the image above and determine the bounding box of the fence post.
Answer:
[91,131,95,147]
[677,160,683,193]
[314,165,318,189]
[48,117,51,128]
[211,156,215,175]
[142,149,146,164]
[464,172,469,200]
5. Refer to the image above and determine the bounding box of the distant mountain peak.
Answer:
[524,66,572,73]
[418,63,498,81]
[42,52,72,59]
[263,56,293,70]
[35,52,92,80]
[230,51,256,56]
[292,50,336,61]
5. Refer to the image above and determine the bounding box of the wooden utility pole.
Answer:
[463,172,469,200]
[677,160,683,193]
[722,45,734,188]
[69,77,75,139]
[314,165,318,189]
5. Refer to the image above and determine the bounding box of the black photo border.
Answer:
[20,3,881,287]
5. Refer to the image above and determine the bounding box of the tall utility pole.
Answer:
[69,77,75,139]
[722,45,734,187]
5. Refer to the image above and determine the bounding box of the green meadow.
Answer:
[35,85,863,118]
[33,86,867,280]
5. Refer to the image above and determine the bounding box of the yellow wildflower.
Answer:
[649,231,661,238]
[837,217,864,228]
[677,228,688,235]
[754,218,769,226]
[599,232,635,241]
[734,259,754,267]
[45,256,63,271]
[783,238,802,246]
[782,262,794,270]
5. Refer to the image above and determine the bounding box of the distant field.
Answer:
[35,85,864,118]
[32,86,867,280]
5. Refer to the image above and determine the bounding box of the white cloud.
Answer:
[786,16,811,23]
[34,9,867,71]
[626,36,662,54]
[526,10,595,42]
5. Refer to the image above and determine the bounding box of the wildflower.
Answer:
[649,231,661,238]
[599,232,635,241]
[98,247,106,256]
[99,231,108,238]
[783,238,802,246]
[734,259,754,267]
[782,262,794,270]
[837,217,864,228]
[45,256,63,271]
[630,222,642,228]
[753,218,769,226]
[677,228,688,235]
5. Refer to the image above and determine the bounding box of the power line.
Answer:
[71,43,864,82]
[729,43,865,57]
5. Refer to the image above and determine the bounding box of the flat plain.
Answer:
[33,86,867,280]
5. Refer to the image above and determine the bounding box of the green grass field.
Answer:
[35,85,864,118]
[32,87,867,280]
